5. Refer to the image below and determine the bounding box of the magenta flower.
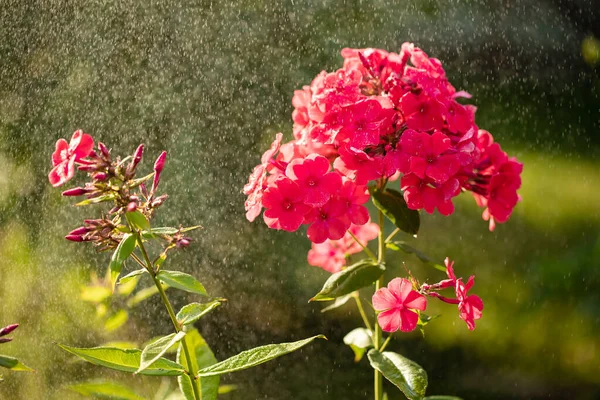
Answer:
[372,278,427,333]
[305,199,350,244]
[336,179,370,225]
[398,92,444,132]
[455,276,484,331]
[307,240,346,273]
[333,146,385,185]
[286,154,342,207]
[400,130,460,184]
[48,130,94,187]
[338,98,389,148]
[401,174,460,216]
[262,178,311,232]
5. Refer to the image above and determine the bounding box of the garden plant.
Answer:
[244,43,523,400]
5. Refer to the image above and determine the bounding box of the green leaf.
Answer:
[68,380,145,400]
[321,293,353,313]
[157,271,208,297]
[198,335,326,377]
[75,193,116,206]
[126,211,151,231]
[118,269,148,286]
[370,187,420,235]
[142,226,202,239]
[386,241,445,272]
[177,329,220,400]
[109,234,137,290]
[58,344,185,376]
[0,355,33,372]
[310,260,385,302]
[81,285,112,303]
[367,350,428,400]
[127,285,161,308]
[218,385,237,394]
[176,301,222,325]
[424,397,463,400]
[128,172,155,188]
[104,310,129,332]
[137,331,186,374]
[343,328,373,362]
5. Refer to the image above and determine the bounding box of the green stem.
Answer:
[353,293,373,331]
[379,334,393,352]
[347,230,377,261]
[133,231,203,400]
[384,228,400,244]
[374,208,386,400]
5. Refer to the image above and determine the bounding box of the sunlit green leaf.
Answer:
[81,285,112,303]
[370,187,420,235]
[217,385,237,394]
[176,301,222,325]
[58,344,185,376]
[343,328,373,362]
[126,211,151,231]
[386,241,445,272]
[128,172,155,188]
[0,355,33,372]
[321,293,353,313]
[101,342,138,350]
[368,350,428,400]
[118,269,148,286]
[178,329,219,400]
[198,335,326,377]
[127,285,161,308]
[137,331,186,374]
[157,271,208,297]
[75,193,116,206]
[68,380,145,400]
[310,260,385,302]
[109,234,137,290]
[104,310,129,332]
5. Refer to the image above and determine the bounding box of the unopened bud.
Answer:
[0,324,18,337]
[151,194,168,208]
[98,142,110,158]
[152,151,167,192]
[62,187,88,196]
[77,165,96,172]
[0,338,13,344]
[176,237,192,248]
[126,202,137,212]
[140,183,149,198]
[69,226,89,236]
[65,234,85,242]
[94,172,108,181]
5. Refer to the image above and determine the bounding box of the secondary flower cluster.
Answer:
[48,130,189,250]
[245,43,522,232]
[372,258,483,332]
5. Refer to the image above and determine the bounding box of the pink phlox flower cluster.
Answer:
[421,258,484,330]
[48,130,94,187]
[308,222,379,273]
[372,278,427,333]
[246,43,523,231]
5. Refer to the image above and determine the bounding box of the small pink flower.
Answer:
[455,276,484,331]
[346,222,379,253]
[305,199,350,243]
[308,240,346,273]
[398,92,444,132]
[401,174,460,216]
[333,146,385,184]
[262,178,312,232]
[336,179,370,226]
[337,98,390,148]
[286,154,342,207]
[373,278,427,333]
[400,130,460,184]
[48,130,94,187]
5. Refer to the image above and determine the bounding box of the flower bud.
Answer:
[0,338,13,344]
[68,226,89,236]
[152,151,167,192]
[151,194,169,208]
[98,142,110,158]
[176,237,192,248]
[130,144,144,172]
[62,187,88,196]
[126,202,137,212]
[93,172,108,181]
[0,324,18,337]
[65,234,85,242]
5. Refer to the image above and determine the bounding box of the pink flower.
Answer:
[336,179,370,225]
[262,178,311,232]
[346,222,380,253]
[400,130,460,184]
[305,199,351,243]
[337,99,391,148]
[333,146,385,184]
[401,174,460,216]
[398,92,444,131]
[455,276,484,331]
[48,130,94,187]
[314,68,363,111]
[286,154,342,207]
[444,100,475,135]
[244,133,284,222]
[308,240,346,273]
[372,278,427,333]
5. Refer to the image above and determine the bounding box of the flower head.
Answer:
[372,278,427,333]
[48,130,94,187]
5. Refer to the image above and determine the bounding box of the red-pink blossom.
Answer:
[262,178,311,232]
[335,179,370,225]
[337,99,392,148]
[398,92,445,132]
[286,154,342,207]
[455,275,484,331]
[402,174,460,216]
[400,130,461,184]
[333,146,385,185]
[305,199,351,244]
[372,278,427,333]
[48,130,94,187]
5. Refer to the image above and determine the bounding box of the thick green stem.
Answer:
[374,209,386,400]
[353,293,373,331]
[133,231,202,400]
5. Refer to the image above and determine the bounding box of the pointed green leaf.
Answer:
[128,172,155,188]
[118,269,148,286]
[176,301,222,325]
[386,241,445,272]
[68,380,145,400]
[104,310,129,332]
[321,293,353,313]
[218,385,237,394]
[198,335,326,377]
[178,329,219,400]
[75,193,116,206]
[157,271,208,296]
[80,285,112,303]
[368,350,428,400]
[310,260,385,302]
[109,234,137,289]
[343,328,373,362]
[58,344,185,376]
[137,331,186,374]
[0,355,33,372]
[370,187,420,235]
[126,211,151,231]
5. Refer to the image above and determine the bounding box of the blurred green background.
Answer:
[1,0,599,399]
